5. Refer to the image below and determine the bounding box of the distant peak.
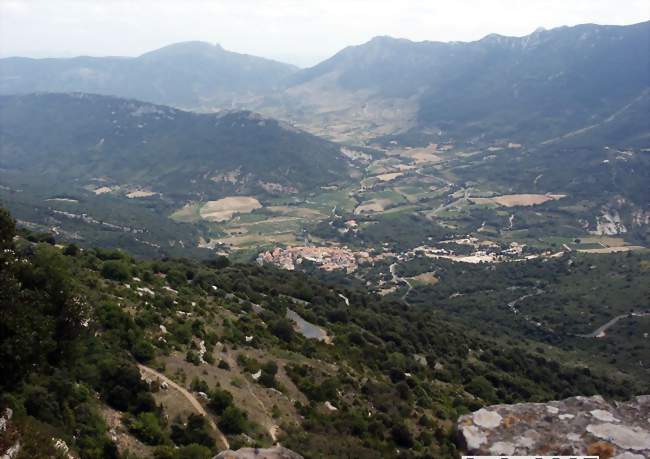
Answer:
[139,41,225,58]
[367,35,410,44]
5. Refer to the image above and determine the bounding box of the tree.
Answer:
[218,406,248,434]
[208,388,233,415]
[466,376,497,402]
[270,319,295,342]
[391,424,414,448]
[170,414,214,448]
[101,260,131,281]
[129,412,166,445]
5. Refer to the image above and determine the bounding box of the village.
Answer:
[256,245,372,272]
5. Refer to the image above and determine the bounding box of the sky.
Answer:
[1,0,648,67]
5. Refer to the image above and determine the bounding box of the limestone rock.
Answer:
[214,446,303,459]
[457,395,650,457]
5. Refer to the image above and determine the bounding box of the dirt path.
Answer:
[138,364,230,449]
[244,380,281,444]
[390,262,413,304]
[576,311,650,338]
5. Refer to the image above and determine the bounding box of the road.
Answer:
[576,311,650,338]
[390,262,413,304]
[138,364,230,449]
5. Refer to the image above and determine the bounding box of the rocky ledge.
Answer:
[457,395,650,459]
[214,446,303,459]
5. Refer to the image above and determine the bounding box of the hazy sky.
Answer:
[1,0,648,67]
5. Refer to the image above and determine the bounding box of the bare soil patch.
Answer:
[354,198,392,214]
[374,172,404,182]
[471,193,565,207]
[578,246,646,254]
[409,272,439,285]
[126,189,157,198]
[200,197,262,222]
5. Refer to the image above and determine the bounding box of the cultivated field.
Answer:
[471,193,566,207]
[199,196,263,222]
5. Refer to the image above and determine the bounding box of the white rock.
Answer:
[586,423,650,450]
[546,406,559,414]
[489,441,515,455]
[245,336,253,342]
[251,369,262,381]
[473,408,503,429]
[324,401,338,411]
[590,409,619,422]
[559,413,575,420]
[612,453,646,459]
[461,425,488,449]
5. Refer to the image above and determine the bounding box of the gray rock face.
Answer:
[457,395,650,458]
[214,446,303,459]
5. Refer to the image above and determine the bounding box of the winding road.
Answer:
[576,311,650,338]
[138,364,230,449]
[389,262,413,304]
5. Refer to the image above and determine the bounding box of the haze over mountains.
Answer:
[1,21,648,144]
[268,21,650,142]
[0,41,296,109]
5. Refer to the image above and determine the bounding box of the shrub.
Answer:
[129,412,166,445]
[208,388,233,415]
[132,340,156,363]
[170,414,214,448]
[270,319,295,342]
[101,260,131,281]
[218,406,248,434]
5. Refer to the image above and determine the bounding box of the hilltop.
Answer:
[0,41,297,108]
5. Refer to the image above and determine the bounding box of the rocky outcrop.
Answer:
[214,446,303,459]
[457,395,650,459]
[0,408,20,459]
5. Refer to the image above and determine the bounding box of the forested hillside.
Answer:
[1,207,645,458]
[0,93,350,197]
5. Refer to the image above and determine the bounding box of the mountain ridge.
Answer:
[0,42,298,108]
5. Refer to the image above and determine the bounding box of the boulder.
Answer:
[214,446,303,459]
[457,395,650,458]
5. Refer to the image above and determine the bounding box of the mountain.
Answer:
[0,42,298,108]
[257,21,650,144]
[0,93,349,198]
[3,24,647,145]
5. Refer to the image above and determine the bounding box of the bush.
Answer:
[170,414,214,448]
[466,375,496,402]
[186,350,201,366]
[190,378,210,393]
[132,340,156,363]
[208,388,233,415]
[270,319,295,342]
[128,412,166,445]
[101,260,131,281]
[391,423,414,448]
[218,406,248,434]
